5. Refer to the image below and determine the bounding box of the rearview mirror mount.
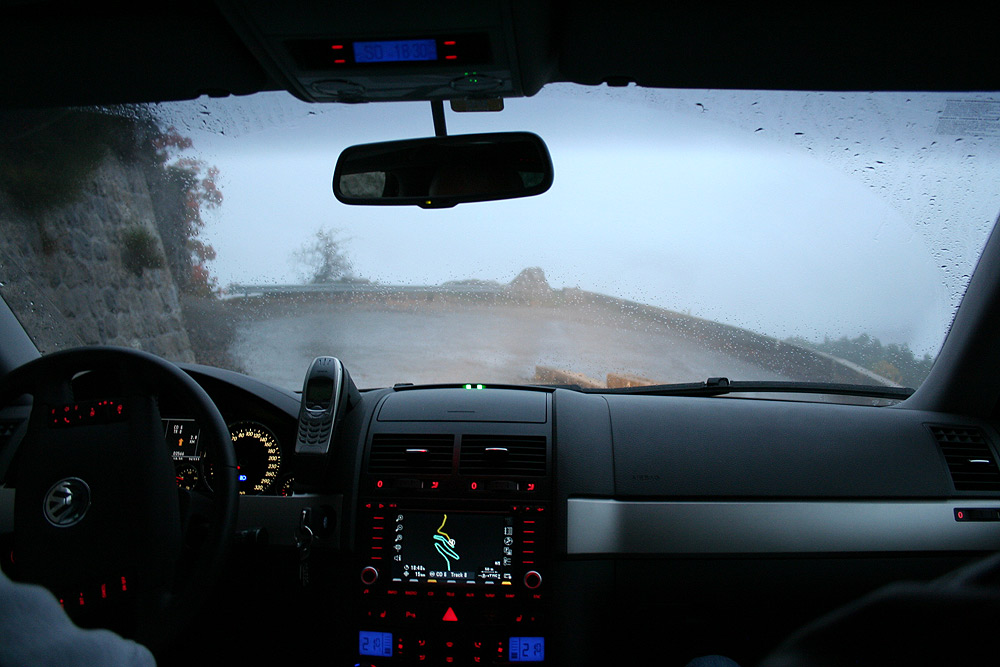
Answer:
[332,132,553,209]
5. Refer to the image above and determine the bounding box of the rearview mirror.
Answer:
[333,132,553,209]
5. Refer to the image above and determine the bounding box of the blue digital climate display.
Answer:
[353,39,437,63]
[510,636,545,662]
[359,631,393,657]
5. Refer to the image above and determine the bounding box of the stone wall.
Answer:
[0,153,195,363]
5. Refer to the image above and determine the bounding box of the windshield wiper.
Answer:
[589,377,914,400]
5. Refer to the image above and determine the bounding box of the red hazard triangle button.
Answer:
[442,607,458,622]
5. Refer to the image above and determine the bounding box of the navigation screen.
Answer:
[390,511,514,585]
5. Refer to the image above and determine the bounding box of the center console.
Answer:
[353,388,552,665]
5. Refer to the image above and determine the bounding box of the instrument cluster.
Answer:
[165,417,294,496]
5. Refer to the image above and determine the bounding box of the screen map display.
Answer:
[390,511,514,585]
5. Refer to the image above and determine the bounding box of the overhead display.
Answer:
[353,39,437,63]
[286,34,490,69]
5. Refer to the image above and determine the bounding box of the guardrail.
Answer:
[228,282,896,387]
[572,291,898,387]
[227,283,504,298]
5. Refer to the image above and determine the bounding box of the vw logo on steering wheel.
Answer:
[43,477,91,527]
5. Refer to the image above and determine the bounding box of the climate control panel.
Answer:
[356,500,548,665]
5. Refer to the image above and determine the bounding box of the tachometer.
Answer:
[228,421,282,495]
[175,464,200,491]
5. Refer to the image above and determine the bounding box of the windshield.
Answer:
[2,86,999,394]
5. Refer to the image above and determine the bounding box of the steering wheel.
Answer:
[0,346,237,650]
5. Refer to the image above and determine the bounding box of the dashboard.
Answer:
[165,361,1000,667]
[4,359,1000,666]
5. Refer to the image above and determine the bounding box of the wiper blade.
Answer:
[594,377,914,400]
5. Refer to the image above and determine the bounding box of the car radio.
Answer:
[353,388,553,664]
[356,500,548,665]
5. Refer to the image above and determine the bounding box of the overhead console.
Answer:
[354,387,552,665]
[217,0,555,103]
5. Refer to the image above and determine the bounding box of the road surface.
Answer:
[229,300,793,391]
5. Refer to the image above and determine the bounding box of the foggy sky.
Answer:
[158,86,1000,357]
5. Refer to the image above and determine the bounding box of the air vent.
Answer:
[459,435,547,476]
[368,434,455,474]
[931,425,1000,492]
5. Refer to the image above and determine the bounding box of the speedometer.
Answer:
[228,421,282,495]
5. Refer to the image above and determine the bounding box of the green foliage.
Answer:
[786,333,934,388]
[121,224,165,275]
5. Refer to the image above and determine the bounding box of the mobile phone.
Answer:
[295,356,346,455]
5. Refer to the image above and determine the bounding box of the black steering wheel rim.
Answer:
[0,345,237,650]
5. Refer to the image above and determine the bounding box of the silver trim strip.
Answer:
[567,498,1000,554]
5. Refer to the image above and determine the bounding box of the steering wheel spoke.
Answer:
[0,346,237,650]
[178,487,216,543]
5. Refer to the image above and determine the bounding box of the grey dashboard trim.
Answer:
[567,498,1000,554]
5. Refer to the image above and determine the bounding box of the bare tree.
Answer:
[294,227,353,283]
